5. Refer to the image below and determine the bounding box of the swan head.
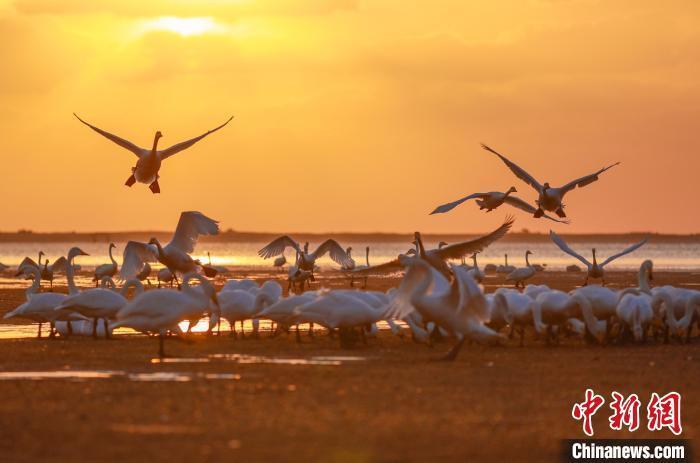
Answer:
[155,131,163,140]
[406,249,416,256]
[109,242,116,250]
[507,186,517,193]
[438,241,448,249]
[542,182,551,191]
[525,250,533,256]
[641,259,654,281]
[67,247,89,260]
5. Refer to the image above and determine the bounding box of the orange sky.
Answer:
[1,0,699,234]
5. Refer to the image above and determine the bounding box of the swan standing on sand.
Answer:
[5,247,89,337]
[54,279,144,339]
[258,236,352,282]
[506,251,536,288]
[482,143,620,218]
[121,211,219,287]
[93,243,118,286]
[74,114,233,193]
[19,251,66,290]
[113,273,220,357]
[550,231,648,285]
[431,187,570,223]
[652,291,699,341]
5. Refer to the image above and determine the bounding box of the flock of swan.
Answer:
[2,126,692,360]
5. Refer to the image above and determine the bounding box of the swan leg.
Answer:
[437,338,466,361]
[37,322,42,339]
[66,321,73,338]
[308,323,315,338]
[103,319,111,339]
[124,174,136,187]
[555,207,567,218]
[92,318,98,339]
[295,325,301,343]
[158,334,167,358]
[149,180,160,194]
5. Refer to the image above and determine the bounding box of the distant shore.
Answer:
[0,229,698,243]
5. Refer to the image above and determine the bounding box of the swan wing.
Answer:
[600,238,648,268]
[481,143,543,193]
[452,264,489,321]
[559,162,621,194]
[433,216,514,261]
[430,193,486,215]
[350,258,403,276]
[18,257,39,270]
[503,196,570,224]
[312,239,353,267]
[73,113,144,158]
[159,116,233,160]
[258,235,301,259]
[167,211,220,254]
[121,241,158,280]
[549,230,591,268]
[384,261,429,319]
[50,256,68,273]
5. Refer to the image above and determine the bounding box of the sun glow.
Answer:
[142,16,221,37]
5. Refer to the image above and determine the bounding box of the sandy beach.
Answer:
[0,269,698,462]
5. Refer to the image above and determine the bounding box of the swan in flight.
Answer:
[352,217,514,278]
[431,187,569,223]
[550,231,647,285]
[74,114,233,193]
[113,273,220,357]
[258,236,352,280]
[93,242,118,286]
[120,211,219,286]
[482,143,620,218]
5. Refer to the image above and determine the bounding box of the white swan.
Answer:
[431,186,569,223]
[616,290,653,342]
[157,268,174,288]
[550,230,647,285]
[482,143,620,218]
[496,254,516,274]
[493,288,534,346]
[113,273,220,357]
[386,259,501,360]
[93,242,118,286]
[258,235,352,279]
[74,114,233,193]
[54,279,144,339]
[532,289,578,343]
[19,251,67,290]
[121,211,219,285]
[5,247,89,337]
[651,290,699,340]
[506,250,536,288]
[467,254,485,283]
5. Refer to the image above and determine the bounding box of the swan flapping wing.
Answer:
[121,241,158,280]
[18,257,39,271]
[383,260,429,320]
[452,264,489,322]
[481,144,543,193]
[549,230,591,268]
[350,258,404,276]
[159,116,233,160]
[503,196,570,224]
[167,211,220,254]
[600,238,648,268]
[559,162,621,194]
[313,239,353,267]
[73,114,144,158]
[433,216,515,261]
[430,193,486,215]
[258,235,301,259]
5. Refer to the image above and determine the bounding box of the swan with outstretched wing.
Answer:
[258,236,352,280]
[74,114,233,193]
[121,211,219,286]
[482,143,619,218]
[549,230,647,286]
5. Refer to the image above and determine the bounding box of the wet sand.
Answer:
[0,269,698,462]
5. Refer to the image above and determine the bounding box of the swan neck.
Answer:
[638,265,651,294]
[109,245,116,265]
[25,268,41,297]
[411,261,433,307]
[525,253,531,267]
[152,134,160,152]
[66,255,78,295]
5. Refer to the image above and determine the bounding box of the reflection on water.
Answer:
[0,370,244,382]
[0,240,699,271]
[152,353,366,366]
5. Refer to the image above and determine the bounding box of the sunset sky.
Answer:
[1,0,699,234]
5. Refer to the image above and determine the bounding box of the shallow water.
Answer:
[0,370,245,382]
[1,240,699,271]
